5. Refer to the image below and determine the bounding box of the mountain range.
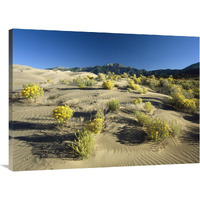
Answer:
[46,62,199,78]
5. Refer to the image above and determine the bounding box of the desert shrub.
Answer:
[102,80,114,90]
[52,105,73,124]
[149,78,159,90]
[127,80,140,90]
[157,78,172,94]
[146,118,171,141]
[121,72,129,78]
[107,99,120,112]
[182,89,194,99]
[135,111,152,126]
[139,89,143,94]
[169,87,197,113]
[21,84,43,100]
[139,75,148,85]
[132,84,140,90]
[168,120,181,136]
[85,110,105,134]
[74,76,96,88]
[168,75,174,83]
[22,83,35,88]
[112,75,121,81]
[71,129,95,159]
[133,98,143,105]
[193,98,199,110]
[143,88,148,94]
[139,88,148,94]
[84,77,97,86]
[151,75,156,79]
[183,99,197,113]
[144,102,154,113]
[133,77,141,84]
[127,80,134,87]
[77,82,86,89]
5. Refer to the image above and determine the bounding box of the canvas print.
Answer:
[9,29,199,171]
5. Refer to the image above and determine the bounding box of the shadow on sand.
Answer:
[57,87,104,91]
[180,126,199,144]
[113,115,147,145]
[183,114,199,124]
[9,121,55,131]
[10,133,79,160]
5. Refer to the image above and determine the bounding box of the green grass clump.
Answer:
[102,80,114,90]
[135,111,152,126]
[52,105,73,124]
[71,129,95,159]
[21,83,43,100]
[107,99,120,112]
[84,77,97,86]
[168,120,181,136]
[74,76,97,88]
[144,102,154,113]
[133,98,143,104]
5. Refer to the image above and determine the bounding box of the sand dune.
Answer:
[9,65,199,171]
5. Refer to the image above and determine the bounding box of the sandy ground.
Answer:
[9,65,199,171]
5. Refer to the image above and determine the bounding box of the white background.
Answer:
[0,0,199,200]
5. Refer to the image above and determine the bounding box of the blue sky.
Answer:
[12,29,199,71]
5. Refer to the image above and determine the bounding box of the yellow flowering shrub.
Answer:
[112,75,121,81]
[183,99,197,113]
[144,102,154,113]
[85,118,104,134]
[98,73,106,81]
[102,80,114,90]
[21,84,43,100]
[133,98,143,104]
[134,77,141,84]
[139,88,148,94]
[170,89,197,113]
[85,109,105,134]
[170,92,185,109]
[121,72,129,78]
[52,105,73,124]
[71,129,95,159]
[127,80,140,90]
[77,82,86,89]
[135,112,176,141]
[146,118,171,141]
